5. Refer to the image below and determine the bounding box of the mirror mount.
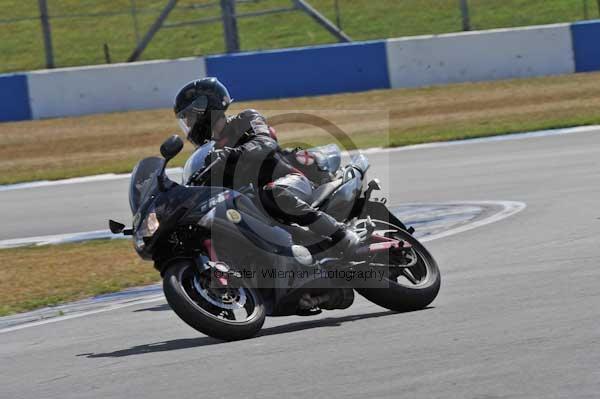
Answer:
[109,219,124,234]
[109,219,133,236]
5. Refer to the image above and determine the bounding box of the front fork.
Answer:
[353,180,418,266]
[200,239,237,288]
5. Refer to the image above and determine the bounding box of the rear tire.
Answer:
[356,223,441,312]
[163,260,266,341]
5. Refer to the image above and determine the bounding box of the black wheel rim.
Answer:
[387,246,432,288]
[177,264,260,324]
[356,219,435,288]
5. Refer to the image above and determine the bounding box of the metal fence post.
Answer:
[130,0,141,45]
[334,0,342,29]
[459,0,471,31]
[221,0,240,53]
[127,0,178,62]
[37,0,54,68]
[294,0,351,42]
[103,43,112,63]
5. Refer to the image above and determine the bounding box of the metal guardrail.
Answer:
[127,0,350,61]
[11,0,350,68]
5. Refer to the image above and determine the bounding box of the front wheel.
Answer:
[163,260,266,341]
[355,221,441,312]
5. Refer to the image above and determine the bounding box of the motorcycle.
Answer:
[109,135,440,341]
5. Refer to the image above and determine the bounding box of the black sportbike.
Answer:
[109,135,440,341]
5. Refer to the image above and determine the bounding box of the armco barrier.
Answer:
[27,58,206,119]
[2,20,600,123]
[205,41,389,101]
[386,24,575,88]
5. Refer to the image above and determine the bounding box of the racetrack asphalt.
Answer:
[1,129,599,398]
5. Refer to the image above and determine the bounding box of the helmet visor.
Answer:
[176,96,209,136]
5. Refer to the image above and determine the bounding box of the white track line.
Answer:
[0,296,164,334]
[0,125,597,192]
[355,125,599,155]
[0,229,120,249]
[0,167,183,193]
[0,201,525,249]
[418,200,526,242]
[0,200,526,334]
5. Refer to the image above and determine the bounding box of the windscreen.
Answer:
[182,140,215,185]
[129,157,164,214]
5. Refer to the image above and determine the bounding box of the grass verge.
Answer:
[2,71,600,185]
[0,239,158,317]
[3,71,600,316]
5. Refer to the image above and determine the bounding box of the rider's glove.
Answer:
[203,148,232,181]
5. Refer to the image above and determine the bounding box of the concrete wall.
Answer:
[28,58,206,119]
[386,24,575,88]
[2,20,600,122]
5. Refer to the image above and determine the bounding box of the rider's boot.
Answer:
[297,289,354,313]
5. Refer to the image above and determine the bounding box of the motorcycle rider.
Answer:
[173,77,359,257]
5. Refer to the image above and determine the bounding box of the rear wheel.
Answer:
[163,260,266,341]
[355,220,441,312]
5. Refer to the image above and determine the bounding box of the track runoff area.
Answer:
[2,125,599,399]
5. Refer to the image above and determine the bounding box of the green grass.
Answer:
[0,0,597,73]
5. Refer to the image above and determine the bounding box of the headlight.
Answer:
[134,210,160,251]
[138,212,160,238]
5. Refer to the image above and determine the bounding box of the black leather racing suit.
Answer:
[209,109,345,241]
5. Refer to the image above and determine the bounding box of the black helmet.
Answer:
[173,77,232,146]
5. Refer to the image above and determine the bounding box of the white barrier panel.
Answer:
[386,24,575,88]
[28,57,206,119]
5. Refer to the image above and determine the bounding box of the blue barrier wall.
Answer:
[205,41,390,101]
[0,74,31,122]
[3,21,600,122]
[571,20,600,72]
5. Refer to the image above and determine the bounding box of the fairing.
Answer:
[129,157,164,214]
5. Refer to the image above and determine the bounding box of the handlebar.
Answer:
[186,157,222,186]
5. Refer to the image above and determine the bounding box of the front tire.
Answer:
[163,260,266,341]
[356,222,441,312]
